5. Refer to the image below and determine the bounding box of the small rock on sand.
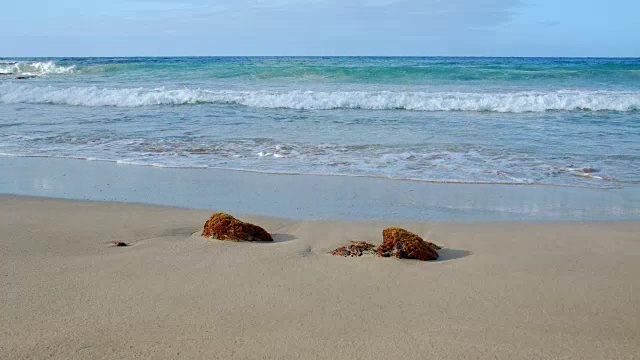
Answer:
[329,241,377,257]
[202,213,273,242]
[377,227,440,261]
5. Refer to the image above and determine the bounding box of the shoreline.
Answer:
[1,195,638,359]
[3,193,640,226]
[1,156,639,221]
[2,153,629,189]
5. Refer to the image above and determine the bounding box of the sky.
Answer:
[0,0,638,57]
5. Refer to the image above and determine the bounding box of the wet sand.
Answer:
[1,156,640,221]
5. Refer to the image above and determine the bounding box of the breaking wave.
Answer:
[0,61,76,77]
[0,84,639,112]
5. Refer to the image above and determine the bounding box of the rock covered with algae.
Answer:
[377,227,440,261]
[202,213,273,242]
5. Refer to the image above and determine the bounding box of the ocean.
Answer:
[1,57,639,188]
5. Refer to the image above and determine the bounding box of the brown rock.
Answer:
[377,227,440,261]
[112,241,127,247]
[202,213,273,242]
[329,241,377,257]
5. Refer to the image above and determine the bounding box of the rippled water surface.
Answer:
[1,57,639,187]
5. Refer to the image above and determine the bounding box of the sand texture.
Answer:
[1,195,639,359]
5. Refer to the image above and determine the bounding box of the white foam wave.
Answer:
[0,84,638,112]
[0,61,75,76]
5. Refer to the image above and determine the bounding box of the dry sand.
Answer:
[1,195,639,359]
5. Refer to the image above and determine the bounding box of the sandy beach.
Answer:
[3,5,640,359]
[1,194,638,359]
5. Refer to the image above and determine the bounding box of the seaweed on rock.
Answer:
[202,213,273,242]
[377,227,440,261]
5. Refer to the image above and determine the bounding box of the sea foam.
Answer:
[0,61,75,76]
[0,84,639,112]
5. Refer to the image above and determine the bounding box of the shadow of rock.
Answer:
[270,233,297,243]
[192,231,296,243]
[436,248,472,262]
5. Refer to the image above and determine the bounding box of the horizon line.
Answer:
[2,55,640,59]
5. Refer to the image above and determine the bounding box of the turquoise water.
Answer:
[1,57,639,188]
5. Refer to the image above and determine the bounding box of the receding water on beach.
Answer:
[1,57,639,188]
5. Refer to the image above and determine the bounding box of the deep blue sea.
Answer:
[1,57,639,188]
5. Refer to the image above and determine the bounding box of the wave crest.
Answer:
[0,84,638,112]
[0,61,75,77]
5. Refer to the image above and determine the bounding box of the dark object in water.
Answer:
[15,74,38,80]
[582,168,599,173]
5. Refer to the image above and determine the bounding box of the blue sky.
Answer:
[1,0,638,56]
